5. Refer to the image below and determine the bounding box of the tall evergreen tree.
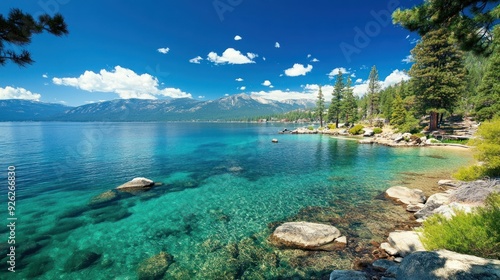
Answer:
[0,9,68,66]
[409,28,467,131]
[316,86,325,127]
[475,26,500,121]
[367,65,381,124]
[327,71,344,128]
[393,0,500,55]
[341,76,357,125]
[390,93,406,128]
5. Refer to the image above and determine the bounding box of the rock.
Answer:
[272,138,278,143]
[406,203,425,212]
[331,236,348,249]
[385,186,426,205]
[372,259,398,271]
[228,166,243,172]
[381,242,399,256]
[392,250,500,280]
[270,221,341,250]
[393,257,403,263]
[433,202,473,220]
[116,177,154,190]
[402,133,412,141]
[89,190,118,205]
[438,180,461,188]
[387,231,426,257]
[329,270,368,280]
[363,129,374,137]
[414,193,450,219]
[64,250,101,272]
[359,139,374,144]
[137,252,173,280]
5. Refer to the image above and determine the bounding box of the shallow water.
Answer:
[0,122,472,279]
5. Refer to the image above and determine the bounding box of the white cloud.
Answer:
[234,35,242,41]
[352,69,410,96]
[207,48,257,65]
[0,86,41,101]
[189,56,203,64]
[198,95,205,99]
[355,78,363,83]
[405,35,410,39]
[250,84,334,101]
[239,86,246,91]
[42,74,48,78]
[328,67,349,79]
[263,57,266,61]
[224,94,230,96]
[275,42,280,48]
[402,54,414,64]
[262,80,272,87]
[235,78,244,82]
[307,54,312,58]
[157,47,170,54]
[311,58,319,62]
[52,66,192,99]
[284,64,313,77]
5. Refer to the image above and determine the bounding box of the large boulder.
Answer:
[329,270,368,280]
[392,250,500,280]
[116,177,154,190]
[387,231,426,257]
[414,193,451,220]
[137,252,173,280]
[89,190,118,206]
[386,186,426,205]
[270,222,342,250]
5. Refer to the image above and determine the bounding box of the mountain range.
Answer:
[0,94,315,122]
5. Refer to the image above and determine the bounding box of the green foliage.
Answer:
[0,8,68,66]
[418,193,500,259]
[367,66,381,121]
[327,123,336,130]
[475,26,500,121]
[341,77,358,125]
[327,71,344,127]
[390,93,406,127]
[307,126,314,131]
[316,86,325,127]
[373,127,383,134]
[392,0,499,55]
[454,117,500,180]
[349,124,364,135]
[409,28,467,130]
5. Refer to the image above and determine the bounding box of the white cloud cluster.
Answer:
[235,78,244,82]
[239,86,246,91]
[262,80,272,87]
[352,69,410,96]
[311,58,319,62]
[284,63,313,77]
[157,47,170,54]
[207,48,257,64]
[275,42,280,48]
[0,86,41,101]
[189,56,203,64]
[234,35,242,41]
[42,74,48,78]
[328,67,349,79]
[52,66,192,99]
[402,54,413,64]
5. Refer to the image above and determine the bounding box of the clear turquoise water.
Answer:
[0,122,472,279]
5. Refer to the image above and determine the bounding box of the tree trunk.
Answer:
[429,111,438,131]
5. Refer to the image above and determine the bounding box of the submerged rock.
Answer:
[89,190,118,206]
[385,186,426,205]
[116,177,155,190]
[64,250,101,272]
[329,270,368,280]
[270,221,342,250]
[392,250,500,280]
[387,231,425,257]
[137,251,173,280]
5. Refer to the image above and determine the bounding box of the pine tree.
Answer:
[409,28,466,131]
[367,65,381,124]
[390,93,406,128]
[327,71,344,128]
[316,86,325,127]
[341,76,357,125]
[475,26,500,121]
[0,8,68,66]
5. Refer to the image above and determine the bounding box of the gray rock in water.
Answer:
[64,250,101,272]
[116,177,154,190]
[372,259,398,271]
[414,192,450,219]
[329,270,368,280]
[385,186,426,205]
[271,221,341,250]
[137,252,173,280]
[407,203,425,212]
[381,242,399,256]
[393,250,500,280]
[388,231,426,257]
[438,179,461,188]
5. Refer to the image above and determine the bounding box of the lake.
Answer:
[0,122,472,279]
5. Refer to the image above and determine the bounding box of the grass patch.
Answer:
[418,193,500,259]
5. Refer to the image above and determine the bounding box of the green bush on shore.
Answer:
[373,127,383,134]
[418,193,500,259]
[349,124,364,135]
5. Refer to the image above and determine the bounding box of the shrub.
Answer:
[307,126,314,131]
[373,127,383,134]
[327,123,336,130]
[418,193,500,259]
[349,124,364,135]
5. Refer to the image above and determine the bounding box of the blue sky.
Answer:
[0,0,419,106]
